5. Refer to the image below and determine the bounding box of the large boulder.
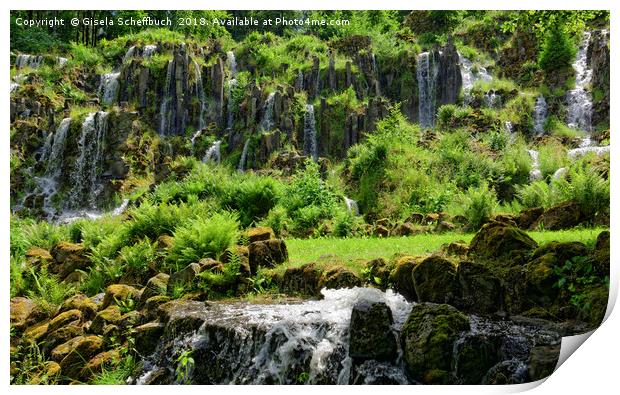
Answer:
[53,335,104,379]
[388,256,422,301]
[401,303,470,384]
[318,266,362,289]
[517,207,544,229]
[280,263,323,296]
[528,344,560,382]
[456,261,502,314]
[592,230,610,277]
[245,227,275,243]
[101,284,138,309]
[167,263,201,295]
[348,301,397,362]
[411,256,457,304]
[453,333,503,384]
[531,241,588,264]
[523,254,560,309]
[10,297,36,330]
[58,294,98,320]
[50,242,91,279]
[530,200,585,230]
[468,221,538,264]
[90,305,122,335]
[140,273,170,303]
[248,239,288,274]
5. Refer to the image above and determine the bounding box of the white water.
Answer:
[226,51,238,130]
[553,167,568,180]
[15,54,44,69]
[260,92,276,131]
[566,32,593,132]
[99,72,120,106]
[484,91,502,108]
[344,197,359,216]
[143,45,158,58]
[417,52,439,128]
[193,60,208,130]
[527,149,542,181]
[567,145,610,160]
[238,138,251,172]
[304,104,318,161]
[159,60,175,135]
[70,112,109,209]
[190,130,202,155]
[135,288,412,385]
[459,54,492,104]
[532,95,547,135]
[203,140,222,164]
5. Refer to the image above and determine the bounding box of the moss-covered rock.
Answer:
[27,361,61,384]
[453,333,502,384]
[531,241,588,264]
[42,321,84,356]
[80,348,121,380]
[456,261,502,314]
[50,241,91,279]
[22,322,49,344]
[363,258,391,289]
[531,200,585,231]
[47,309,82,334]
[245,226,275,243]
[144,295,171,321]
[118,310,144,329]
[318,266,362,289]
[10,297,36,330]
[25,247,53,269]
[411,255,457,304]
[440,241,469,257]
[280,263,323,296]
[592,230,610,277]
[517,207,544,229]
[348,301,397,362]
[58,294,98,320]
[140,273,170,304]
[101,284,138,309]
[388,256,423,301]
[248,239,288,274]
[523,253,560,308]
[90,305,122,335]
[133,322,165,355]
[468,221,538,264]
[528,344,560,382]
[166,263,201,294]
[56,335,104,379]
[401,303,470,384]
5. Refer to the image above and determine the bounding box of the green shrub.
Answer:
[517,180,554,208]
[27,268,76,314]
[223,177,282,227]
[538,24,576,73]
[450,182,498,230]
[501,143,532,185]
[167,212,240,270]
[554,163,609,218]
[539,142,568,179]
[118,239,157,278]
[69,42,104,67]
[260,205,289,237]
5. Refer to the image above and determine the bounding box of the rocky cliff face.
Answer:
[588,29,610,127]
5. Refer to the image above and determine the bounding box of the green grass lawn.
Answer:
[281,227,607,274]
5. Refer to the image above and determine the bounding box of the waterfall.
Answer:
[143,45,158,58]
[123,46,137,63]
[483,90,501,108]
[99,72,120,106]
[527,149,542,181]
[39,132,54,165]
[70,112,109,209]
[159,60,175,135]
[344,197,359,216]
[459,54,492,93]
[296,70,304,91]
[567,145,610,160]
[566,32,593,133]
[553,167,568,180]
[57,57,68,67]
[260,92,276,131]
[532,95,547,135]
[10,82,20,93]
[193,60,208,130]
[203,140,222,164]
[416,52,439,128]
[15,54,44,69]
[304,104,318,161]
[190,130,202,155]
[226,52,238,130]
[238,138,251,172]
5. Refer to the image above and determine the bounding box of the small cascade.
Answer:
[567,145,610,160]
[527,149,542,181]
[238,138,251,172]
[142,45,158,58]
[57,57,68,67]
[123,46,137,63]
[70,112,109,209]
[39,132,54,165]
[371,53,380,94]
[296,70,304,91]
[344,197,359,216]
[190,130,202,155]
[417,52,439,128]
[532,95,547,135]
[566,32,593,132]
[159,60,175,135]
[192,60,208,130]
[259,92,276,131]
[304,104,318,161]
[10,82,20,93]
[459,53,492,103]
[226,51,238,130]
[553,167,568,180]
[46,118,71,178]
[203,140,222,164]
[15,54,44,69]
[484,90,502,108]
[99,72,120,106]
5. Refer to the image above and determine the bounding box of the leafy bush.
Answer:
[517,180,554,208]
[450,182,498,230]
[554,163,609,218]
[69,43,104,67]
[501,142,532,185]
[538,142,568,179]
[538,23,576,73]
[118,239,157,278]
[260,205,289,237]
[223,177,282,227]
[167,212,240,270]
[27,268,76,314]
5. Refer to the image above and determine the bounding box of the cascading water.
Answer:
[527,149,542,181]
[15,54,44,69]
[344,197,359,216]
[553,167,568,180]
[238,138,251,172]
[70,112,109,209]
[123,46,137,63]
[532,95,547,135]
[132,287,561,385]
[566,32,593,133]
[260,92,276,131]
[304,104,318,161]
[192,60,208,130]
[99,72,120,106]
[203,140,222,164]
[142,45,158,58]
[417,52,439,128]
[484,90,501,108]
[190,130,202,155]
[459,54,492,103]
[226,51,238,130]
[159,60,175,135]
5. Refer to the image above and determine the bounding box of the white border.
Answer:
[2,1,618,394]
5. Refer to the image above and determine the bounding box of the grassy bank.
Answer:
[283,227,607,274]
